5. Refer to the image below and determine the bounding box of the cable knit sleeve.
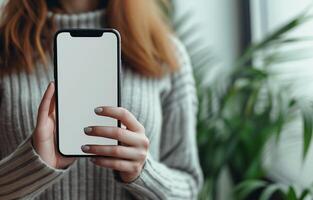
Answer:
[0,135,71,199]
[0,74,72,199]
[116,37,203,199]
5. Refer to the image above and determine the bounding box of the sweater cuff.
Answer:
[0,135,70,199]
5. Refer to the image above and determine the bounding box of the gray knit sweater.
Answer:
[0,9,203,200]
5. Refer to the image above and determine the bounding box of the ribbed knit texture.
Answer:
[0,9,203,200]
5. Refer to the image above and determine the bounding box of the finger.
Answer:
[94,106,144,132]
[84,126,147,147]
[91,158,141,173]
[82,145,146,161]
[37,82,55,126]
[121,123,126,129]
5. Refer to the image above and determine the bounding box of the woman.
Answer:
[0,0,203,199]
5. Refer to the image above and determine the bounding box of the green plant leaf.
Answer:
[299,188,312,200]
[274,36,313,45]
[260,183,285,200]
[287,186,297,200]
[300,102,313,159]
[263,48,313,64]
[236,12,310,67]
[198,179,214,200]
[234,180,267,200]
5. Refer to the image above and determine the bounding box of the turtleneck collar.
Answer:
[47,9,106,29]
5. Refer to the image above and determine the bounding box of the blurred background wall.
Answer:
[172,0,242,72]
[171,0,245,85]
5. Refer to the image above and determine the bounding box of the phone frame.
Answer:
[53,29,121,157]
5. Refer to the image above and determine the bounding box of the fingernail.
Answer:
[94,107,103,114]
[84,127,92,134]
[81,145,90,152]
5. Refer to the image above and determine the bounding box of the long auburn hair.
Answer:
[0,0,178,77]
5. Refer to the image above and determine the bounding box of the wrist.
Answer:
[119,160,146,183]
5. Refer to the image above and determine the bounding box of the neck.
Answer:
[59,0,102,13]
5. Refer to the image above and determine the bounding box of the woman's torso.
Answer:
[0,9,171,199]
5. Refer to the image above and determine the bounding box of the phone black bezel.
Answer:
[54,28,122,157]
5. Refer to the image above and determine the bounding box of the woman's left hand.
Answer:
[81,106,149,183]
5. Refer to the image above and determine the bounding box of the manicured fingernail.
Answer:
[94,107,103,114]
[81,145,90,152]
[84,127,92,134]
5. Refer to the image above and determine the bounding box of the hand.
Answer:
[81,106,149,183]
[32,82,75,169]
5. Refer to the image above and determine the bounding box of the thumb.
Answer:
[37,82,55,126]
[49,93,56,120]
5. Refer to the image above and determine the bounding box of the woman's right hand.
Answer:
[32,82,75,169]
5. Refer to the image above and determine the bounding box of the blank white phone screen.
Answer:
[56,31,118,156]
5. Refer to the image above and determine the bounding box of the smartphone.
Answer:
[54,29,121,157]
